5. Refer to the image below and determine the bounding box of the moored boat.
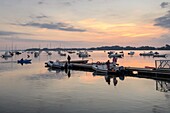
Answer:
[139,51,154,56]
[92,63,124,74]
[60,52,66,56]
[78,51,90,58]
[1,51,13,58]
[45,60,89,68]
[17,59,32,64]
[128,51,135,55]
[51,61,65,69]
[15,51,22,55]
[153,54,167,57]
[108,53,122,58]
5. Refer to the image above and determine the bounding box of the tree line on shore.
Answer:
[25,44,170,51]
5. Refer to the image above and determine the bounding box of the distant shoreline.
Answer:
[25,44,170,51]
[0,44,170,51]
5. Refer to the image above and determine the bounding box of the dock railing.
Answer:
[155,60,170,69]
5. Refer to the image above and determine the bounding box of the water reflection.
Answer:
[156,80,170,92]
[48,66,125,86]
[47,66,170,94]
[105,75,120,86]
[0,51,170,113]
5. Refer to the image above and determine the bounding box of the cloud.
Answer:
[154,10,170,29]
[160,2,170,8]
[17,22,86,32]
[0,31,30,36]
[62,0,93,6]
[29,15,49,19]
[150,34,170,45]
[62,2,72,6]
[38,0,45,5]
[35,15,48,19]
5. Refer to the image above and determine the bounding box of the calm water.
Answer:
[0,50,170,113]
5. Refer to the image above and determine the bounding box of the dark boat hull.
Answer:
[17,59,32,64]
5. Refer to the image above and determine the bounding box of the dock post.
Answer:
[155,60,157,69]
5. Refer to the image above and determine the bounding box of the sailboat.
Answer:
[1,51,13,58]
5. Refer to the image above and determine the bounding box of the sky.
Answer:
[0,0,170,49]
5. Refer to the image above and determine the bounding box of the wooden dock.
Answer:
[125,67,170,79]
[71,63,170,77]
[69,63,170,76]
[46,60,170,80]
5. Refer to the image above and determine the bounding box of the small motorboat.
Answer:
[128,51,135,55]
[60,52,66,56]
[108,51,114,55]
[154,52,159,55]
[47,52,52,55]
[92,63,124,74]
[45,61,54,67]
[51,61,65,69]
[139,51,154,56]
[68,51,75,54]
[34,51,40,57]
[45,60,89,68]
[78,51,90,58]
[15,51,22,55]
[1,51,13,58]
[108,53,122,58]
[92,64,110,73]
[17,59,32,64]
[153,54,167,58]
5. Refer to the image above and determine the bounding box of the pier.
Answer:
[74,60,170,79]
[46,60,170,80]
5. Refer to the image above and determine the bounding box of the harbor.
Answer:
[0,50,170,113]
[1,1,170,113]
[44,51,170,81]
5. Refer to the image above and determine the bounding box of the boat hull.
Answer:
[17,59,32,64]
[153,54,167,57]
